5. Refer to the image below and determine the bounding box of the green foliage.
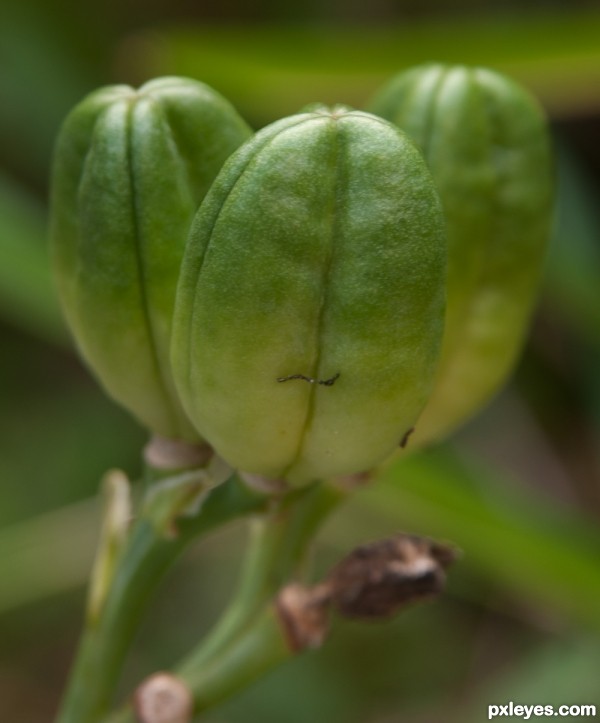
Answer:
[352,449,600,631]
[0,173,65,344]
[0,7,599,722]
[142,11,600,126]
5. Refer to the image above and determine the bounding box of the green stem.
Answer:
[182,480,344,675]
[182,606,291,713]
[181,510,289,672]
[56,474,268,723]
[106,481,345,722]
[108,606,291,723]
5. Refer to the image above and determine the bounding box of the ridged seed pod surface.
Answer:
[50,77,252,440]
[172,109,446,485]
[369,64,554,445]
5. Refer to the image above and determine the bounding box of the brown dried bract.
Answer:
[275,534,457,654]
[333,470,374,491]
[143,435,213,471]
[326,534,458,620]
[276,582,332,653]
[238,471,289,495]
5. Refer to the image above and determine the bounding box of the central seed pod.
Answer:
[172,109,446,485]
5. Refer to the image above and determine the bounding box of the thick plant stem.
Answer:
[57,519,180,723]
[181,606,292,713]
[56,473,268,723]
[181,480,343,673]
[179,483,345,716]
[108,607,291,723]
[106,481,345,723]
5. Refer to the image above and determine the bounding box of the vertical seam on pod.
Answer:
[280,114,342,479]
[420,67,487,377]
[426,66,472,370]
[469,66,500,270]
[161,107,197,213]
[444,67,499,357]
[183,154,254,394]
[183,116,323,393]
[420,66,449,161]
[149,99,197,439]
[454,68,525,356]
[431,67,505,410]
[126,97,180,433]
[73,109,109,329]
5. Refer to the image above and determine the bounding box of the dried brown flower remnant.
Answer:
[327,534,457,620]
[275,534,458,654]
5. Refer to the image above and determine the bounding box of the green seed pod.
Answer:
[172,108,446,485]
[368,64,554,446]
[50,77,252,440]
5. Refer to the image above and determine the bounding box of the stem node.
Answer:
[133,672,193,723]
[276,582,332,653]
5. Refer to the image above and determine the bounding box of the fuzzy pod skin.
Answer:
[50,77,252,440]
[172,108,446,485]
[368,64,554,446]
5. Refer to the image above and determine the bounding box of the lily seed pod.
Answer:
[172,108,446,485]
[50,77,252,440]
[368,64,554,446]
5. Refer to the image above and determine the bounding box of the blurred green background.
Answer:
[1,0,600,721]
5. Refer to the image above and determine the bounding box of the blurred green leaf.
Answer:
[0,172,66,344]
[336,448,600,632]
[0,496,98,615]
[126,9,600,126]
[0,1,112,180]
[465,637,600,722]
[544,142,600,355]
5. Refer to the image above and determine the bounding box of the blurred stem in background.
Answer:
[56,465,269,723]
[3,446,600,655]
[106,481,345,722]
[56,450,345,722]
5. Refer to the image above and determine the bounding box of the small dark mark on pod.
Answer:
[319,372,340,386]
[277,372,340,386]
[277,373,314,384]
[399,427,415,448]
